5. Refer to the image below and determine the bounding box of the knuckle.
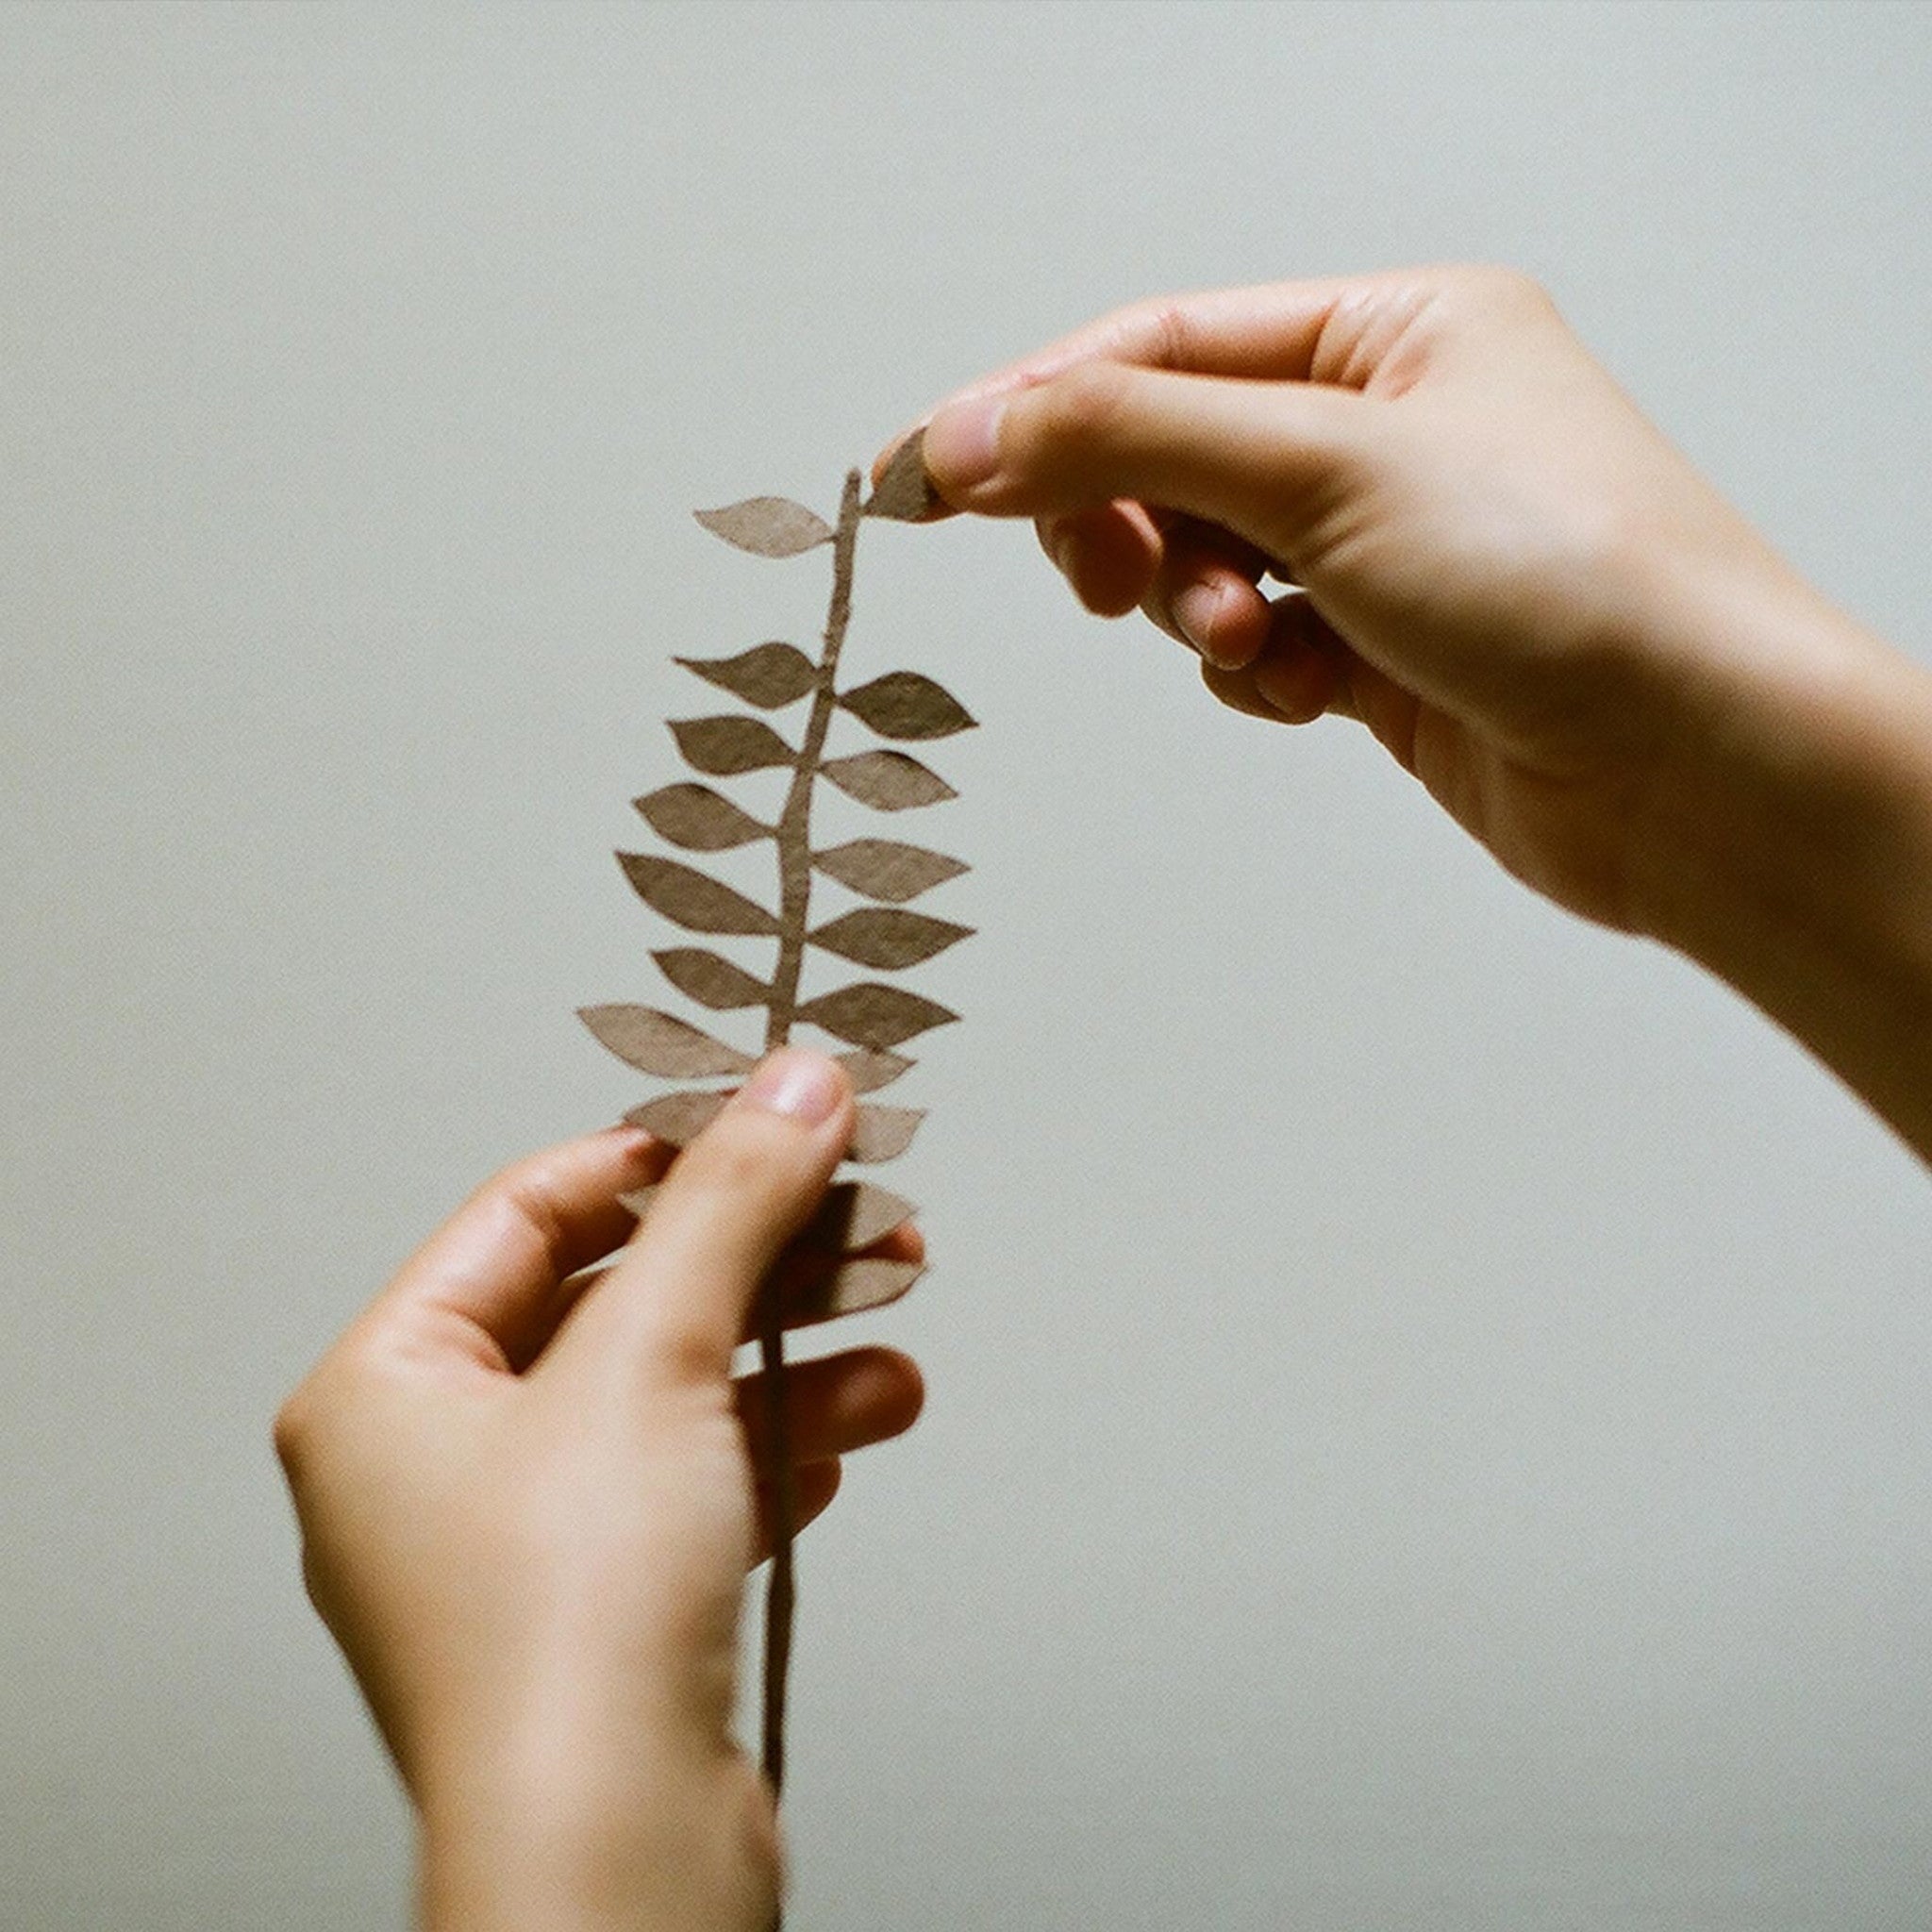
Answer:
[473,1155,575,1276]
[1451,262,1555,317]
[1029,359,1136,452]
[675,1112,797,1212]
[272,1387,313,1475]
[298,1542,332,1621]
[1108,291,1191,371]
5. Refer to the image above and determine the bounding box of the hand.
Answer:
[891,269,1932,1159]
[275,1051,924,1931]
[893,266,1891,932]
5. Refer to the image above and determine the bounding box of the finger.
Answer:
[1248,638,1340,724]
[1199,597,1366,727]
[1148,525,1275,670]
[536,1217,926,1365]
[754,1459,842,1559]
[1036,501,1161,618]
[921,361,1370,566]
[735,1344,924,1469]
[873,267,1510,521]
[875,275,1402,467]
[868,284,1351,522]
[369,1126,672,1371]
[1250,595,1353,723]
[550,1050,855,1389]
[1199,658,1292,724]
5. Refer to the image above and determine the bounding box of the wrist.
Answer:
[1630,571,1932,1158]
[416,1735,777,1932]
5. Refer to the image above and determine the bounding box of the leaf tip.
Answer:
[863,430,938,524]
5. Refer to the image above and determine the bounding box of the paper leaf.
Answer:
[669,715,797,778]
[619,855,779,936]
[652,947,772,1010]
[835,1047,914,1093]
[799,1180,917,1252]
[838,672,976,741]
[795,982,958,1049]
[625,1088,731,1146]
[675,642,818,709]
[635,782,773,853]
[809,908,974,970]
[786,1256,924,1326]
[863,431,936,523]
[848,1104,924,1163]
[693,496,834,558]
[814,838,969,904]
[577,1005,757,1078]
[821,750,957,812]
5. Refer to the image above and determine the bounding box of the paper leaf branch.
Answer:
[579,437,968,1808]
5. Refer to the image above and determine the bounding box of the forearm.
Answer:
[1634,575,1932,1163]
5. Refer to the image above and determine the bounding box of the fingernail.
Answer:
[1173,581,1229,661]
[922,393,1006,493]
[739,1049,845,1126]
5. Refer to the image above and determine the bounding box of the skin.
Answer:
[281,267,1932,1928]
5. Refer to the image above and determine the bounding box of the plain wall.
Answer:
[4,3,1930,1926]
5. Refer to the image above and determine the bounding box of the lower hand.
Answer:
[275,1050,924,1930]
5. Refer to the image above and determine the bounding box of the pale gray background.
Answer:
[4,3,1929,1926]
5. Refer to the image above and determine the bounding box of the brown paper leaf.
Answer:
[795,982,958,1049]
[693,496,833,558]
[625,1088,731,1146]
[863,431,936,523]
[848,1103,924,1162]
[784,1256,924,1326]
[814,838,968,904]
[809,908,974,970]
[835,1046,914,1093]
[577,1005,757,1078]
[669,715,797,777]
[797,1180,917,1252]
[619,855,779,936]
[634,783,773,853]
[838,672,976,741]
[652,947,772,1010]
[821,750,957,812]
[675,642,818,709]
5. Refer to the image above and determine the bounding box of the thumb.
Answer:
[552,1049,854,1390]
[919,359,1373,565]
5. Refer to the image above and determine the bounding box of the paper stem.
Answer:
[766,469,861,1044]
[756,469,863,1806]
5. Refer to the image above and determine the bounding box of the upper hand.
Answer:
[890,267,1867,937]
